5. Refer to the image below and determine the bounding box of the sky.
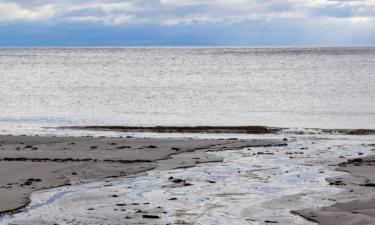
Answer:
[0,0,375,46]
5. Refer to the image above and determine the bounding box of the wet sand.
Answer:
[3,132,375,225]
[293,149,375,225]
[0,135,285,215]
[4,133,375,225]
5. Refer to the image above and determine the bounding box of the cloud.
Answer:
[1,0,374,25]
[0,2,55,21]
[0,0,374,45]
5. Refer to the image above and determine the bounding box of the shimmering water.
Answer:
[1,47,375,133]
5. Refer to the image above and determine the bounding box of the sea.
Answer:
[1,47,375,135]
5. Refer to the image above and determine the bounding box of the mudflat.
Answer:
[0,135,285,214]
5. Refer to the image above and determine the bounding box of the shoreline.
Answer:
[0,134,285,215]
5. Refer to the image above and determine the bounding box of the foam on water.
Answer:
[2,134,375,225]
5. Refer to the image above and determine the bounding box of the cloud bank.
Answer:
[1,0,375,46]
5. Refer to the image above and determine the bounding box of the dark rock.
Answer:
[142,215,160,219]
[361,183,375,187]
[348,158,363,163]
[24,181,32,186]
[146,145,157,148]
[172,179,184,183]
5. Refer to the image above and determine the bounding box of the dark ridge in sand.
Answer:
[321,129,375,135]
[59,125,281,134]
[291,128,375,135]
[0,135,285,215]
[59,125,375,135]
[293,155,375,225]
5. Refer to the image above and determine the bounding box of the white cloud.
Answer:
[0,0,375,26]
[0,2,55,21]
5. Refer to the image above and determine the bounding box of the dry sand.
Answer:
[0,135,285,215]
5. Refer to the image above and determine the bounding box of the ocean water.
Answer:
[1,47,375,134]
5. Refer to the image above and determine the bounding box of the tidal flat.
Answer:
[1,131,375,225]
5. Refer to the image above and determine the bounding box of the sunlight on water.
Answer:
[0,47,375,131]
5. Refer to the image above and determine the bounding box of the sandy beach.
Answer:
[0,134,285,216]
[0,130,375,224]
[294,154,375,225]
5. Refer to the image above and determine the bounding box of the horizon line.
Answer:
[1,45,375,49]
